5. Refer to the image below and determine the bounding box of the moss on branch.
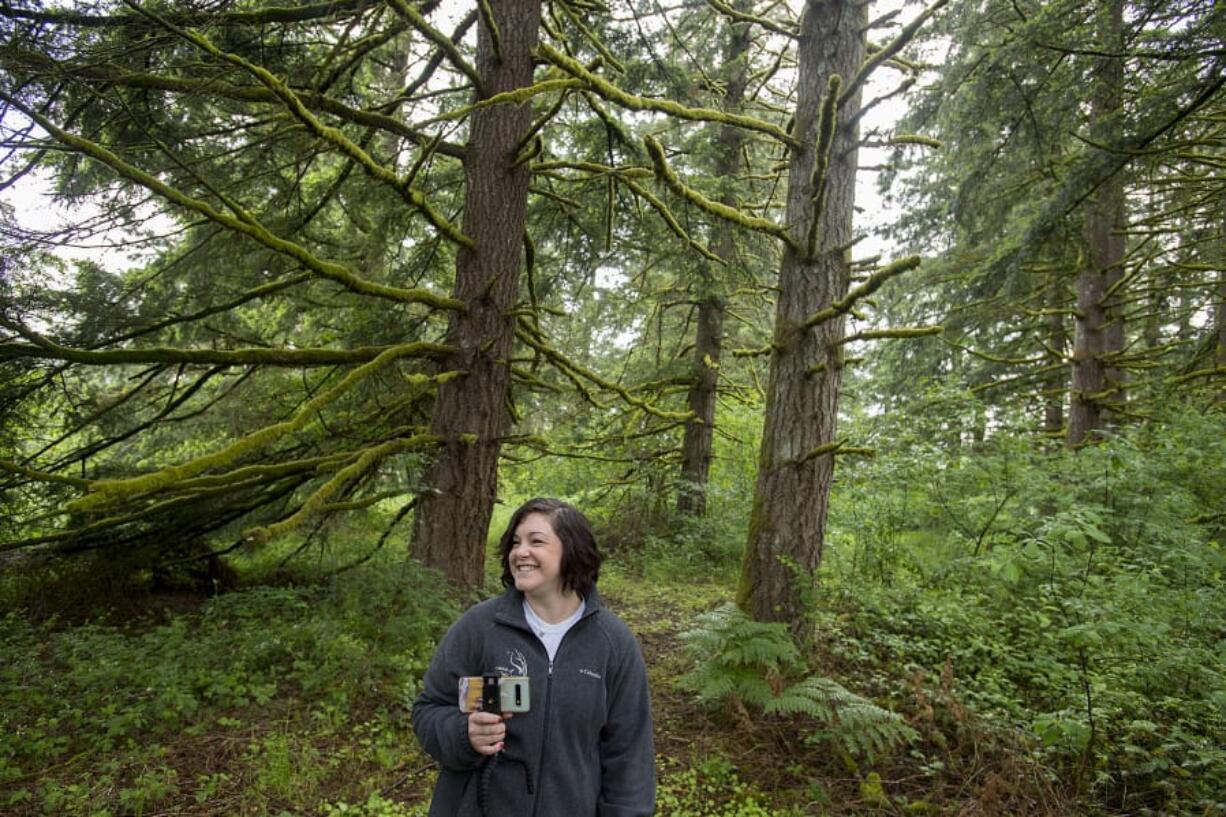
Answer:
[839,326,943,344]
[889,134,943,149]
[67,350,460,512]
[703,0,797,39]
[385,1,483,91]
[244,434,441,544]
[806,75,842,260]
[0,459,91,488]
[1,95,467,309]
[622,177,725,264]
[804,255,921,328]
[841,0,949,107]
[515,324,692,421]
[539,43,799,149]
[644,135,793,247]
[0,338,451,367]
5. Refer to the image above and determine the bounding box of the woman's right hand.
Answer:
[468,710,512,755]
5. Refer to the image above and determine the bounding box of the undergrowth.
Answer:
[0,547,455,816]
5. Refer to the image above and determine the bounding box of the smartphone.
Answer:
[458,675,530,714]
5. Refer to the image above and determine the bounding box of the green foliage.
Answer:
[0,556,454,813]
[324,792,426,817]
[656,754,794,817]
[679,603,917,761]
[823,407,1226,815]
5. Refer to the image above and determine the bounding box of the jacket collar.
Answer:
[493,586,602,632]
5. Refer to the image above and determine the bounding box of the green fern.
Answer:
[679,603,917,759]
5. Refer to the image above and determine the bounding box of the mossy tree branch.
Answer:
[703,0,797,39]
[144,11,474,250]
[803,255,921,328]
[838,326,944,344]
[66,348,462,512]
[644,135,794,248]
[385,0,483,93]
[0,328,451,368]
[244,434,442,544]
[539,43,800,149]
[840,0,949,108]
[515,323,693,421]
[0,93,467,310]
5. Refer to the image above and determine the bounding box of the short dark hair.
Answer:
[499,497,601,598]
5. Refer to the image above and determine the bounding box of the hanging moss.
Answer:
[581,91,640,155]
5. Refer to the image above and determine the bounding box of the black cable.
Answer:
[477,749,535,817]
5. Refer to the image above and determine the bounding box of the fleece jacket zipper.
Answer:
[495,602,599,817]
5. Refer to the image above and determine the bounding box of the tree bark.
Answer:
[1044,272,1067,436]
[1216,266,1226,405]
[1068,0,1126,446]
[412,0,541,591]
[677,293,724,515]
[736,0,864,643]
[678,6,750,517]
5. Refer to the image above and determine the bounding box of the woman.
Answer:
[412,497,656,817]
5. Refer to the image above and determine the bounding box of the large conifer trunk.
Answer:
[1217,266,1226,405]
[736,0,864,641]
[1069,0,1126,446]
[413,1,541,590]
[1045,273,1068,435]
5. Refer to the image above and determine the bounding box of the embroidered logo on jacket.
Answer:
[496,649,528,677]
[578,668,602,680]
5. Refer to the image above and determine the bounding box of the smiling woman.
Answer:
[411,497,655,817]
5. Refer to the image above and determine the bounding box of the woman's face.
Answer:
[508,512,565,599]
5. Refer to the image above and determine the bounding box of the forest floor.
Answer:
[594,573,1069,817]
[2,566,1073,817]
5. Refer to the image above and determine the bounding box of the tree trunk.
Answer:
[1069,0,1126,447]
[677,293,724,515]
[1044,273,1067,436]
[736,0,865,643]
[1216,266,1226,405]
[412,0,541,590]
[678,6,750,517]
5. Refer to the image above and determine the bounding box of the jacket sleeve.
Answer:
[597,625,656,817]
[412,613,485,773]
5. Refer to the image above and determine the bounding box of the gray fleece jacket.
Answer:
[411,587,655,817]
